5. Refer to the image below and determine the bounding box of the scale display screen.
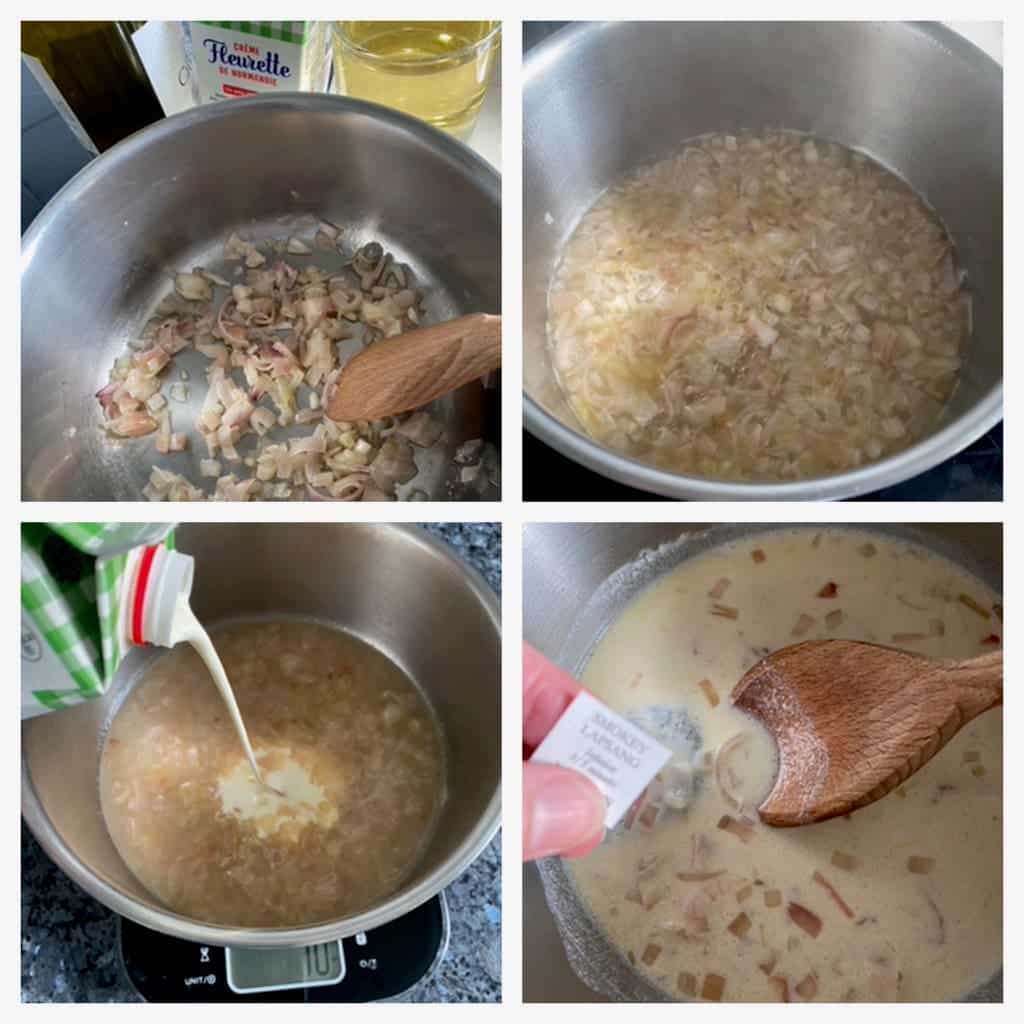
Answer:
[226,941,345,994]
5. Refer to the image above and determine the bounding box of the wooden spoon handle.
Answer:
[921,650,1002,738]
[326,313,501,422]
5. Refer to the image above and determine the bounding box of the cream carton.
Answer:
[182,21,331,103]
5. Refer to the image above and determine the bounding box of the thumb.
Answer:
[523,761,606,861]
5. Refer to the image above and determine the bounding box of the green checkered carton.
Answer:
[21,524,176,719]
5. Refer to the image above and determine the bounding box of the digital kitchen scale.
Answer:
[119,893,448,1002]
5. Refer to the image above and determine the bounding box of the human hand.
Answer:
[523,643,606,861]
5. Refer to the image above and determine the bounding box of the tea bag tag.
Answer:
[531,691,672,829]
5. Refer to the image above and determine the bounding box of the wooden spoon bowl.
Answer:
[326,312,501,422]
[731,639,1002,827]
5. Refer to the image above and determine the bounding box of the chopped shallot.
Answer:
[831,851,859,871]
[97,226,443,500]
[175,272,212,302]
[676,870,725,882]
[959,594,991,619]
[812,870,855,918]
[717,815,755,844]
[787,902,822,938]
[795,974,819,1000]
[791,613,816,637]
[892,632,928,644]
[713,733,747,810]
[698,679,720,708]
[701,974,726,1002]
[640,943,661,966]
[397,411,444,448]
[107,411,158,438]
[455,438,484,464]
[728,912,751,938]
[548,132,965,483]
[907,856,935,875]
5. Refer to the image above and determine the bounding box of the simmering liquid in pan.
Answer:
[568,529,1001,1002]
[548,133,968,481]
[100,620,444,927]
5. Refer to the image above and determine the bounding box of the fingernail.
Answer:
[530,774,606,858]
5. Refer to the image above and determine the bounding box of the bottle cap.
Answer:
[128,545,195,647]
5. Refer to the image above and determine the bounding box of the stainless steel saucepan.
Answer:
[523,22,1002,500]
[22,94,500,500]
[523,522,1001,1001]
[23,524,501,948]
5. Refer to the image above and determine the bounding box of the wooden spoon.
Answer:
[730,639,1002,827]
[325,313,501,422]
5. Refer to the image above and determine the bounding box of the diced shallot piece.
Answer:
[698,679,720,708]
[370,436,417,491]
[175,272,213,302]
[454,438,484,464]
[830,851,858,871]
[812,870,855,918]
[640,943,661,966]
[795,974,818,1000]
[907,856,935,875]
[397,411,443,448]
[959,593,991,619]
[701,975,726,1002]
[717,815,755,844]
[787,902,822,938]
[106,411,159,438]
[791,613,816,636]
[711,604,739,620]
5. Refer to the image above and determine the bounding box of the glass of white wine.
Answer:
[332,21,500,140]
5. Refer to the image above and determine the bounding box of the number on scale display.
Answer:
[225,941,345,994]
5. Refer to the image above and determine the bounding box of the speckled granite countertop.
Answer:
[22,523,501,1003]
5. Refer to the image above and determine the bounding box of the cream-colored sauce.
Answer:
[216,747,338,837]
[569,528,1001,1002]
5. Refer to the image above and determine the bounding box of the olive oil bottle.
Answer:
[22,22,163,152]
